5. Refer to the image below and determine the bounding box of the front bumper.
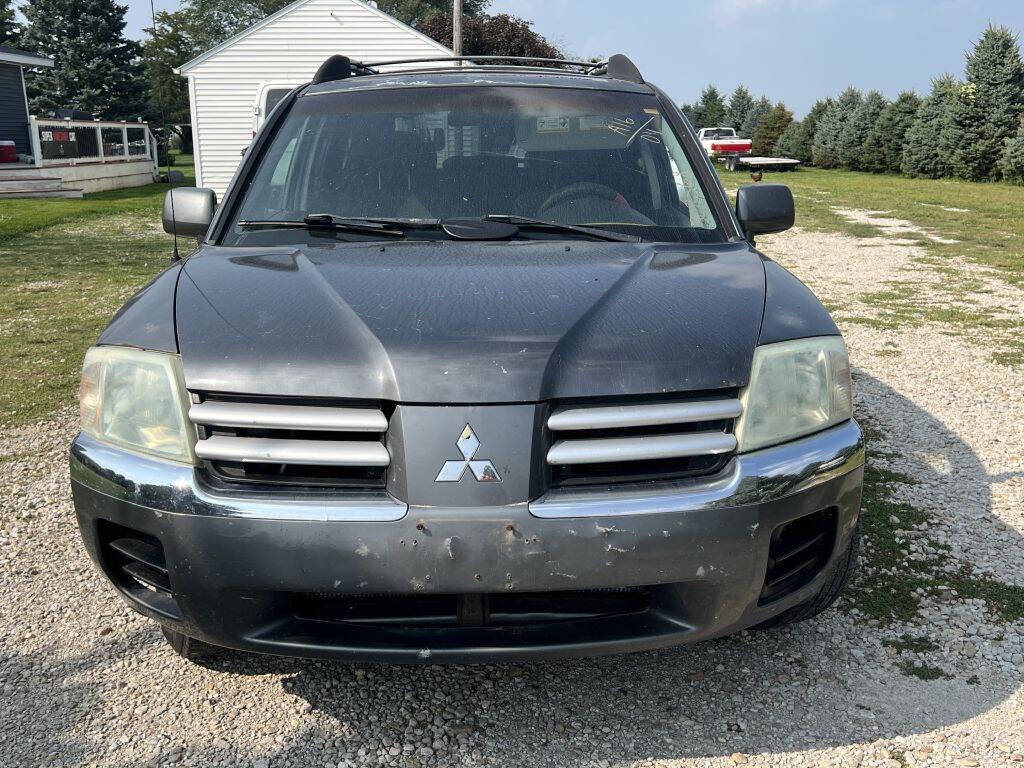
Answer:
[70,420,864,662]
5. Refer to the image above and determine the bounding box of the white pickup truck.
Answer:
[697,127,752,159]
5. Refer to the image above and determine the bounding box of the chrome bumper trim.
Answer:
[530,419,864,518]
[70,434,407,523]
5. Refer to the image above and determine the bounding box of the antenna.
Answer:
[150,0,180,261]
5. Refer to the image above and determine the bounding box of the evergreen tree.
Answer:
[691,85,727,128]
[739,95,771,138]
[775,98,831,163]
[680,102,698,125]
[725,85,754,131]
[838,90,886,170]
[861,91,920,173]
[378,0,489,28]
[902,75,958,178]
[942,25,1024,181]
[997,116,1024,184]
[812,86,862,168]
[751,102,792,156]
[19,0,146,119]
[0,0,19,45]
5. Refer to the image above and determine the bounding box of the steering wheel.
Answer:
[538,182,626,215]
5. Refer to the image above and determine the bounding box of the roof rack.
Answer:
[310,53,644,86]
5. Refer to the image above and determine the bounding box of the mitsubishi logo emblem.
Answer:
[434,424,502,483]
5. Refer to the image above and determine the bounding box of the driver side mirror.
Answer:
[735,183,794,237]
[162,187,217,238]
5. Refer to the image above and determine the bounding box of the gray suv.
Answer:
[70,54,863,663]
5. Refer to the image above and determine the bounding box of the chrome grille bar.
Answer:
[189,401,386,432]
[547,432,737,466]
[548,399,742,431]
[195,436,391,467]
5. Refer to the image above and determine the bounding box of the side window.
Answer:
[264,88,291,120]
[269,137,297,187]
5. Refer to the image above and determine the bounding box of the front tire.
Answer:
[161,626,223,661]
[755,523,860,629]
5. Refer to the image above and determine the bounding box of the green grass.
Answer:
[0,163,191,425]
[896,661,952,681]
[884,634,940,654]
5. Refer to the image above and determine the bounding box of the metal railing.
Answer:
[28,116,157,167]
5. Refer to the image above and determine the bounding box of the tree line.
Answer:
[681,25,1024,184]
[0,0,560,154]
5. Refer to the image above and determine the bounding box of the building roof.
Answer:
[0,44,54,68]
[176,0,451,75]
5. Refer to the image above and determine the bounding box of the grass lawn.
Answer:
[0,154,194,425]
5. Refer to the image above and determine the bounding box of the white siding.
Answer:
[184,0,450,195]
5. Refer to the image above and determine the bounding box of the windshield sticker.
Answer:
[537,116,570,133]
[608,116,662,146]
[578,115,608,131]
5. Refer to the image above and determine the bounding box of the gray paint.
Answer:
[0,63,29,154]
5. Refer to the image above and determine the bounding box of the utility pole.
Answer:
[453,0,463,58]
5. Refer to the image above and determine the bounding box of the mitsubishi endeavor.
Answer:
[70,54,864,663]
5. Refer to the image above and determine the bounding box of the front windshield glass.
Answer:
[223,85,725,245]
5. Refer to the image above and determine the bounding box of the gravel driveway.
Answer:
[2,218,1022,768]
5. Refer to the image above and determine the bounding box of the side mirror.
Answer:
[735,183,794,236]
[162,187,217,238]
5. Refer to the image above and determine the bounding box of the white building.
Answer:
[176,0,452,196]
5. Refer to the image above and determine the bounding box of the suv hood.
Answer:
[176,241,765,402]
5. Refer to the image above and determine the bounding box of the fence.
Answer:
[28,117,157,167]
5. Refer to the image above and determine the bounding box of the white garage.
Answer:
[176,0,452,196]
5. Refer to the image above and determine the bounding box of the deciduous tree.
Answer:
[377,0,489,29]
[417,12,561,58]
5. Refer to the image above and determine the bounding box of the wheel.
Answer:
[754,523,860,629]
[161,625,222,661]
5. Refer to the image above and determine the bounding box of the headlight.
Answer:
[79,346,195,464]
[734,336,853,453]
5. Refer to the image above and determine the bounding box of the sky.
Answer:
[120,0,1024,116]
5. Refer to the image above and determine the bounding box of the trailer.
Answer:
[724,155,801,172]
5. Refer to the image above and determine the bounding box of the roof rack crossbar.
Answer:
[309,54,644,87]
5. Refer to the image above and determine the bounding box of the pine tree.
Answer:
[680,102,698,125]
[692,85,727,128]
[20,0,146,119]
[861,91,920,173]
[725,85,754,131]
[775,98,832,163]
[751,102,792,156]
[942,25,1024,181]
[997,116,1024,184]
[739,96,771,138]
[0,0,19,45]
[812,87,862,168]
[902,75,958,178]
[838,90,886,170]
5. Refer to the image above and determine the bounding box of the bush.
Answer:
[902,75,958,178]
[812,87,862,168]
[838,90,886,170]
[752,102,793,156]
[861,91,921,173]
[997,117,1024,183]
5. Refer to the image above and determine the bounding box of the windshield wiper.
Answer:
[483,214,640,243]
[237,214,409,237]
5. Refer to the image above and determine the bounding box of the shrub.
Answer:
[861,91,921,173]
[812,87,862,168]
[838,90,887,170]
[902,75,958,178]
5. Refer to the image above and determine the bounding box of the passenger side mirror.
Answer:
[162,187,217,238]
[735,183,794,237]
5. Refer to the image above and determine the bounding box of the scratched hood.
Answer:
[175,240,766,402]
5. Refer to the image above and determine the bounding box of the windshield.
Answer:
[223,85,725,245]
